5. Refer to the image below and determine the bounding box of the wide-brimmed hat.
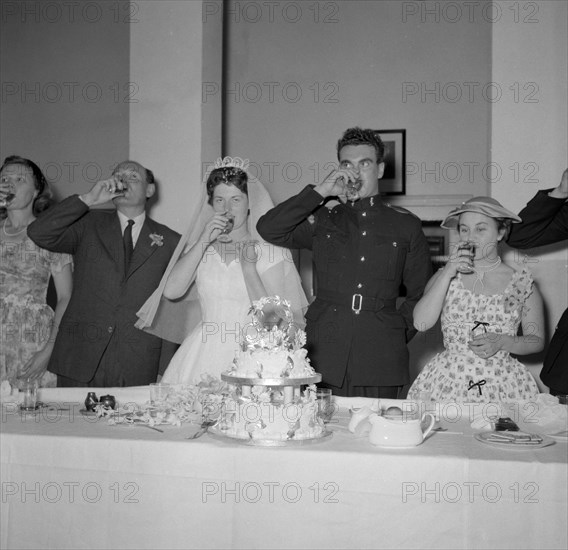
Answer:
[441,196,522,229]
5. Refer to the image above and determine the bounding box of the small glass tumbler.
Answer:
[316,388,334,423]
[149,383,170,406]
[344,178,363,202]
[456,241,476,273]
[0,181,16,207]
[217,214,235,243]
[20,379,39,411]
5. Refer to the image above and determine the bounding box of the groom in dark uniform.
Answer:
[28,161,180,387]
[508,168,568,396]
[257,128,432,397]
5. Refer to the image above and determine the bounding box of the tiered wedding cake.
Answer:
[216,297,326,443]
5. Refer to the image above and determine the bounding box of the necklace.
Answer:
[2,219,31,237]
[472,257,502,292]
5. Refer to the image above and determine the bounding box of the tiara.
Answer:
[213,156,249,171]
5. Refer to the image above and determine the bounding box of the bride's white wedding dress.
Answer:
[161,248,261,384]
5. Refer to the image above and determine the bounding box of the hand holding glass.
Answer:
[343,177,363,201]
[456,242,475,273]
[217,213,235,243]
[0,178,16,206]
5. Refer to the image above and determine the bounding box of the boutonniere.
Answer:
[149,233,164,247]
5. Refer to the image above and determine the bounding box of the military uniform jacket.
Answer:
[508,189,568,393]
[28,196,180,385]
[257,186,432,387]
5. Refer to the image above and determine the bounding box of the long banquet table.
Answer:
[1,387,567,550]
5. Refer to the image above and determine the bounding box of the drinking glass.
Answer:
[316,388,334,423]
[217,214,235,243]
[20,379,39,411]
[344,177,363,202]
[456,241,475,273]
[0,179,16,207]
[149,383,171,406]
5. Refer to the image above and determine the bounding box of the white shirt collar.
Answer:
[117,211,146,247]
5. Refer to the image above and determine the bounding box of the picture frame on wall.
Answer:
[376,129,406,195]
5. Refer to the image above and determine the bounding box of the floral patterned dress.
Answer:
[1,234,72,387]
[409,268,540,402]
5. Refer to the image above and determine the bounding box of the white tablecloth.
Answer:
[1,388,567,550]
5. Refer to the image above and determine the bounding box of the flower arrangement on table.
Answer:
[95,375,231,428]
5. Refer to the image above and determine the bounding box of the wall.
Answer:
[224,0,492,204]
[1,0,223,231]
[491,0,568,390]
[129,0,223,232]
[0,0,130,199]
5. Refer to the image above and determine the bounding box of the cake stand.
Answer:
[211,372,332,446]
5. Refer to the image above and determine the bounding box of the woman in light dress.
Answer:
[136,157,307,384]
[0,156,72,387]
[409,197,543,402]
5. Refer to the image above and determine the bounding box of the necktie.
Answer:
[123,219,134,272]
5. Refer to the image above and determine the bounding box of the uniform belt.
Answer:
[316,291,397,314]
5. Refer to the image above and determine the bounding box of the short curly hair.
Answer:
[206,167,248,205]
[0,155,52,217]
[337,127,385,163]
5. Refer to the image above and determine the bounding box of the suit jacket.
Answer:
[508,190,568,393]
[257,186,432,387]
[28,196,180,385]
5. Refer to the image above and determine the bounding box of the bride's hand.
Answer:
[201,213,229,243]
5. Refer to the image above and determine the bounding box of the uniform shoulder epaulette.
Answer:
[384,202,420,219]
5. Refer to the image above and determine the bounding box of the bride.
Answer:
[136,157,308,384]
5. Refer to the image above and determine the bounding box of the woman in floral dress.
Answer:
[409,197,543,402]
[0,156,73,387]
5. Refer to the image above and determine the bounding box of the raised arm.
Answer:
[27,178,122,253]
[508,169,568,248]
[413,245,474,331]
[162,213,228,300]
[257,170,354,249]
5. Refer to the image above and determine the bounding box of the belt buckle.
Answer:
[351,293,363,315]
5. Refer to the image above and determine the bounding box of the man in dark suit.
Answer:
[508,169,568,396]
[257,128,432,397]
[28,161,180,387]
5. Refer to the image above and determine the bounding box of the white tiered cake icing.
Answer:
[218,297,325,442]
[225,296,315,380]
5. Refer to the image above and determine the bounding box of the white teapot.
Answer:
[368,411,436,448]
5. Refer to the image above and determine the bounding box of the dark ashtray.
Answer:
[495,417,519,431]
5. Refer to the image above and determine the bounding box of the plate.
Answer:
[546,430,568,441]
[474,431,555,450]
[208,425,332,447]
